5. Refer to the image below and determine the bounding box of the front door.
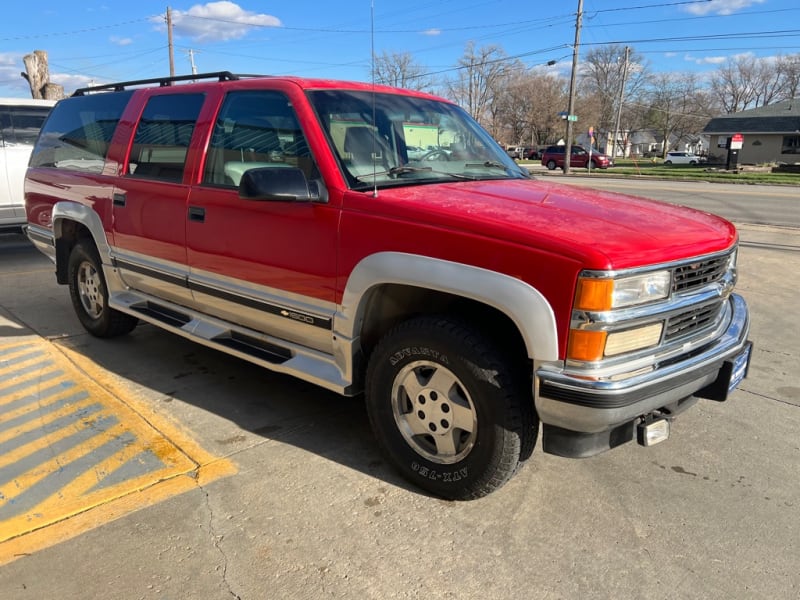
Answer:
[186,89,338,353]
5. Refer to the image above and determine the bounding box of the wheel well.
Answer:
[357,284,530,377]
[54,220,93,284]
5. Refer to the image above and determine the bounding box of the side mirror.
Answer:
[238,167,322,202]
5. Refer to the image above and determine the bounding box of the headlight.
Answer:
[575,270,671,311]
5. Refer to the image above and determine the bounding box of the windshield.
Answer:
[307,89,527,189]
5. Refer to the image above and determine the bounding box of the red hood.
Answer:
[364,179,737,270]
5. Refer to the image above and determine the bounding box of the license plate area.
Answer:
[696,341,752,402]
[728,342,752,393]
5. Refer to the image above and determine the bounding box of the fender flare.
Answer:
[52,200,112,260]
[337,252,559,361]
[50,201,117,285]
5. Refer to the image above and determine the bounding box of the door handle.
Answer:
[113,193,126,207]
[188,206,205,222]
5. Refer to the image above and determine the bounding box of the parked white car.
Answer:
[664,151,705,165]
[0,98,55,232]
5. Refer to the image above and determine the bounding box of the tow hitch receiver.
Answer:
[637,417,670,447]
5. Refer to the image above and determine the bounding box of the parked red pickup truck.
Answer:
[25,72,751,499]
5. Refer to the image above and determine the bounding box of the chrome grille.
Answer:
[672,253,730,293]
[665,301,723,341]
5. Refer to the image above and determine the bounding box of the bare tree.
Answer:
[372,51,433,92]
[707,54,792,113]
[645,72,712,156]
[21,50,65,100]
[495,70,567,145]
[777,53,800,100]
[579,44,648,131]
[445,42,512,130]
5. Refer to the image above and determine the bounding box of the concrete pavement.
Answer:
[0,223,797,600]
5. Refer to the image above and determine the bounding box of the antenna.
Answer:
[370,0,378,198]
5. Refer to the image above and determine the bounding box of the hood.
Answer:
[362,179,737,270]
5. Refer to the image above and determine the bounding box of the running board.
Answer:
[109,290,353,395]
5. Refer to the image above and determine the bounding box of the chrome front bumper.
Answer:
[535,293,750,438]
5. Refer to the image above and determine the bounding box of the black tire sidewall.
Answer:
[68,242,112,335]
[366,318,519,499]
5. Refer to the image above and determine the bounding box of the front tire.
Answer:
[68,241,138,338]
[546,160,557,170]
[365,316,537,500]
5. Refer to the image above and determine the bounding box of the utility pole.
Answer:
[166,6,175,77]
[563,0,583,174]
[612,46,630,160]
[186,49,198,78]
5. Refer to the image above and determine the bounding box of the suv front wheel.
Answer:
[546,160,557,170]
[365,315,536,500]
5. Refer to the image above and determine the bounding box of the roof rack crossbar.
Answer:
[72,71,262,96]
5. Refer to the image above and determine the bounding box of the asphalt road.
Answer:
[0,211,798,599]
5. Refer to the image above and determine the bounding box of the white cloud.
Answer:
[684,51,755,65]
[421,28,441,36]
[151,1,281,43]
[51,72,98,91]
[683,0,765,16]
[110,36,133,46]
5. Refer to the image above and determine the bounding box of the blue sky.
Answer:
[1,0,798,97]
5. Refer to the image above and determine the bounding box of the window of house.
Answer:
[128,93,205,182]
[29,92,132,173]
[203,90,316,187]
[781,135,800,155]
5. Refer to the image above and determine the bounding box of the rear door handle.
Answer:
[188,206,205,222]
[113,193,126,207]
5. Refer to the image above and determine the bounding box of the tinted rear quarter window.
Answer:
[29,92,133,173]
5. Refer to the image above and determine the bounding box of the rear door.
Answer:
[112,91,206,305]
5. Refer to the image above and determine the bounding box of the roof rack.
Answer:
[71,71,264,96]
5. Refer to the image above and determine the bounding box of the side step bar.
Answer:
[109,290,354,395]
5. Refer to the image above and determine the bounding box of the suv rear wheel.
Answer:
[68,241,139,338]
[365,315,536,500]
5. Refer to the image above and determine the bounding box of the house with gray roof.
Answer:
[703,98,800,165]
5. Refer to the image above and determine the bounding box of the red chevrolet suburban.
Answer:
[25,72,751,499]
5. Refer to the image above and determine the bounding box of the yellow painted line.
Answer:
[0,393,94,448]
[0,338,236,565]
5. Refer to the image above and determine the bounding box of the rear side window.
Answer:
[29,92,133,173]
[0,106,51,147]
[128,93,205,183]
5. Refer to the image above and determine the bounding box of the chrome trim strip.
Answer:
[110,251,334,331]
[187,279,332,331]
[578,246,736,279]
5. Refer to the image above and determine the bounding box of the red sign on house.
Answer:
[730,133,744,150]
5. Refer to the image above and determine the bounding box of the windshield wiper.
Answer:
[465,160,509,170]
[355,165,478,182]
